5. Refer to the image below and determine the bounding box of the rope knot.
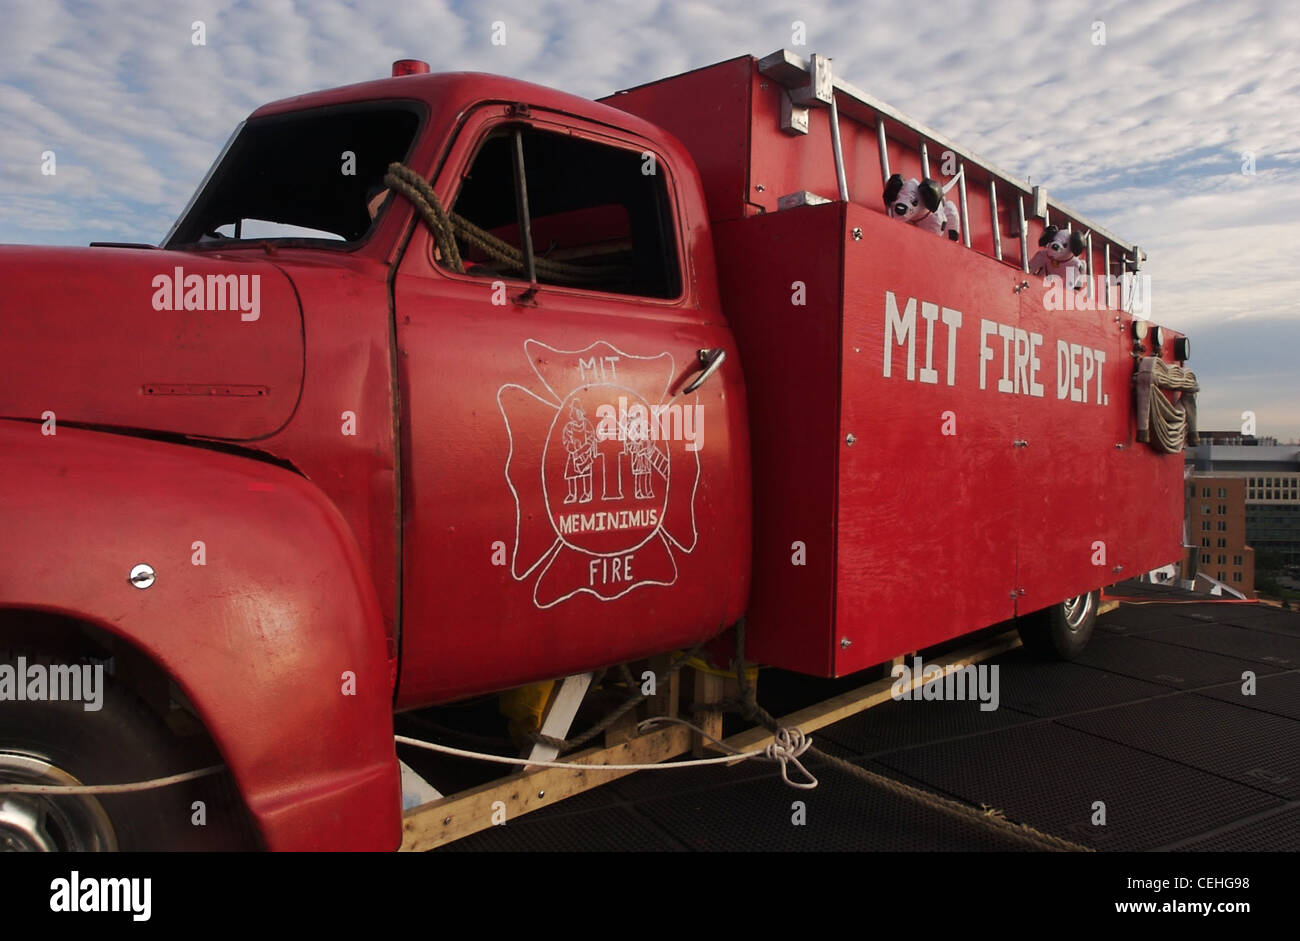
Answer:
[763,726,817,790]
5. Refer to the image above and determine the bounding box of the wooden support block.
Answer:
[603,706,640,748]
[644,654,680,720]
[691,670,726,758]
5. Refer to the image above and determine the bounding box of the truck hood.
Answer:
[0,246,303,440]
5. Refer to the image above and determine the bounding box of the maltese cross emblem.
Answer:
[497,339,701,608]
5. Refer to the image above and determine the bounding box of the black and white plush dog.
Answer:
[1029,225,1087,290]
[882,174,960,241]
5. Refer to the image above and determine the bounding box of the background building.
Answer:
[1184,437,1300,596]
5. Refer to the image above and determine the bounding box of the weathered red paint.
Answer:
[0,54,1187,850]
[0,423,399,850]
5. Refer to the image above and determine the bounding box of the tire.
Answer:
[0,665,197,851]
[1016,590,1098,660]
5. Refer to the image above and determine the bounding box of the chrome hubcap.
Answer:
[0,752,117,851]
[1062,592,1094,633]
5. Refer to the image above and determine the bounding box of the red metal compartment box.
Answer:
[715,202,1183,678]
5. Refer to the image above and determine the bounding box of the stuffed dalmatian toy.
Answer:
[1029,224,1087,290]
[882,174,960,241]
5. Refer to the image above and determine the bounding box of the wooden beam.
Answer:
[400,725,693,852]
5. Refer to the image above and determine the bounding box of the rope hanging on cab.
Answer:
[383,162,630,286]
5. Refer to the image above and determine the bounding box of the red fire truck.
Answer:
[0,51,1193,851]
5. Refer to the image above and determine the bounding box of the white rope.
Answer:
[0,765,224,796]
[762,727,817,790]
[0,723,819,796]
[395,718,819,788]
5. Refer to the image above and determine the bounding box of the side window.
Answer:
[442,123,681,299]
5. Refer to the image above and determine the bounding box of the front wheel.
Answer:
[0,673,194,851]
[1016,590,1098,660]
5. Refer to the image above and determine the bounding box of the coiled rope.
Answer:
[383,162,631,286]
[1134,356,1199,453]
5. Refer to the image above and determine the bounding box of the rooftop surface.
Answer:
[432,591,1300,851]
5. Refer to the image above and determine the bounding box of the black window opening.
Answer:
[444,124,681,299]
[167,103,423,247]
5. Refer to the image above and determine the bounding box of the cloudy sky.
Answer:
[2,0,1297,439]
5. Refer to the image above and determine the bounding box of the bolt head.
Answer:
[846,433,857,446]
[840,637,852,649]
[851,227,863,240]
[128,563,155,589]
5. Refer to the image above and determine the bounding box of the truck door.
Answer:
[391,105,750,707]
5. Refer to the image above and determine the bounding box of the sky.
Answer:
[2,0,1298,440]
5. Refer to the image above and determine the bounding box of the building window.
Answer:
[1202,537,1211,547]
[1218,571,1226,580]
[1202,487,1211,498]
[1233,555,1243,565]
[1217,554,1226,564]
[1218,487,1227,498]
[1218,521,1228,531]
[1202,505,1211,514]
[1218,505,1227,514]
[1202,521,1211,531]
[1217,538,1226,548]
[1201,553,1210,563]
[1233,572,1242,582]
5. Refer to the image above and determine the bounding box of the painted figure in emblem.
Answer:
[626,433,654,499]
[562,401,597,504]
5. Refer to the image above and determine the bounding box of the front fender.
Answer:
[0,421,399,850]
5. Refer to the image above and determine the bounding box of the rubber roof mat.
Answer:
[1218,611,1300,636]
[1097,607,1209,634]
[1170,602,1280,622]
[1073,632,1288,688]
[1194,670,1300,722]
[1167,804,1300,852]
[810,689,1034,758]
[983,652,1172,718]
[1059,694,1300,800]
[1136,622,1300,667]
[616,758,1035,851]
[439,801,684,852]
[874,722,1281,850]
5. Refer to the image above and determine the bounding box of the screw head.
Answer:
[755,183,765,192]
[538,789,545,799]
[128,563,155,589]
[845,433,857,446]
[851,227,863,240]
[840,637,852,649]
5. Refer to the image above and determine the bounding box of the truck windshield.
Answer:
[165,102,423,248]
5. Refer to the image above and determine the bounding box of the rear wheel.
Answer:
[1016,590,1098,660]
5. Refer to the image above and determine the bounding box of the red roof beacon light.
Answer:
[392,59,430,77]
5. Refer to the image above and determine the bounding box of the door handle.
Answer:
[683,348,726,394]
